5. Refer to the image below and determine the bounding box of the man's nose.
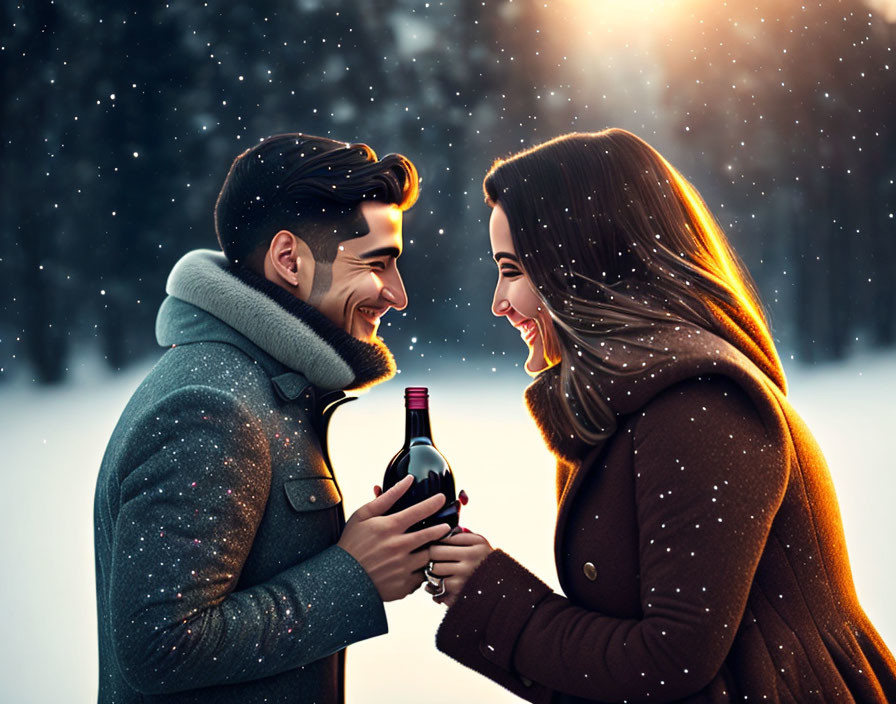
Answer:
[381,268,408,311]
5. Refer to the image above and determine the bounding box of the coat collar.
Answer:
[551,322,793,586]
[156,249,395,392]
[155,294,353,466]
[155,295,313,400]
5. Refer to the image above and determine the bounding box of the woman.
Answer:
[427,129,896,702]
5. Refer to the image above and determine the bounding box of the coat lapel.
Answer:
[554,444,605,594]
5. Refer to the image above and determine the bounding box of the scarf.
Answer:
[524,320,789,503]
[164,249,396,391]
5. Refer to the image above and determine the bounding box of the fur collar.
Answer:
[524,365,591,465]
[162,249,396,391]
[525,321,789,504]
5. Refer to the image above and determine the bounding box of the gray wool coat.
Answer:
[94,251,390,703]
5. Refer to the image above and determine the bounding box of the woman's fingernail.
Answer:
[459,490,469,505]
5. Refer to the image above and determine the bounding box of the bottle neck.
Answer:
[404,408,433,445]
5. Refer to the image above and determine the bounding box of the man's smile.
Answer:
[357,305,389,325]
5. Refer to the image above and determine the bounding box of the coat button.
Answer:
[583,562,597,581]
[309,494,317,504]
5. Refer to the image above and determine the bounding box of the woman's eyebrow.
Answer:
[493,251,520,264]
[359,246,401,259]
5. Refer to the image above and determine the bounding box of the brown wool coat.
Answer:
[436,324,896,703]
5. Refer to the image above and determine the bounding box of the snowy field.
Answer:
[1,353,894,703]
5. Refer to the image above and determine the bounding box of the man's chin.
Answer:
[350,325,379,344]
[349,313,382,343]
[346,320,369,341]
[351,324,386,349]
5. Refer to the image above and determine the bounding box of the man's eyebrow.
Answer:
[360,246,401,259]
[493,251,520,264]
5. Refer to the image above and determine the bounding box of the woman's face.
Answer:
[489,204,561,375]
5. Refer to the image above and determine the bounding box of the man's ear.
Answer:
[263,230,313,296]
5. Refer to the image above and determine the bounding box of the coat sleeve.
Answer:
[107,385,387,695]
[436,376,788,703]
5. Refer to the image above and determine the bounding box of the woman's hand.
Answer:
[426,532,495,608]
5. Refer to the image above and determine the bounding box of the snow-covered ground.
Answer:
[1,353,894,703]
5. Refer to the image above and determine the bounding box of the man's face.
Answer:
[309,201,408,342]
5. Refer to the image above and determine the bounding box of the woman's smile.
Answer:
[513,317,539,345]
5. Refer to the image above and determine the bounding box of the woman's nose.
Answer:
[492,293,511,317]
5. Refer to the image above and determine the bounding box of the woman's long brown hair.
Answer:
[484,129,786,447]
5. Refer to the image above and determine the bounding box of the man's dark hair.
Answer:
[215,133,419,271]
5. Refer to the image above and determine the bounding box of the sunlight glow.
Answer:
[868,0,896,22]
[657,151,785,388]
[542,0,683,33]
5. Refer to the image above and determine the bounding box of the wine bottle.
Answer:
[382,387,459,532]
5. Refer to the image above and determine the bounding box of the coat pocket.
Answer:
[284,477,342,512]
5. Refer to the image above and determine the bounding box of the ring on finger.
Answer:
[424,563,441,588]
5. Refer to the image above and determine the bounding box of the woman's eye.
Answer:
[501,268,522,279]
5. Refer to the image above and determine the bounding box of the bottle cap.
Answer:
[405,387,429,410]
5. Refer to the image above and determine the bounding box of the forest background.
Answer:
[3,0,894,381]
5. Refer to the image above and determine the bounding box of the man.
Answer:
[94,134,449,703]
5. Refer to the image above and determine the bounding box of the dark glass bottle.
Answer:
[382,387,459,532]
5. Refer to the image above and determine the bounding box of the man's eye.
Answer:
[369,261,387,271]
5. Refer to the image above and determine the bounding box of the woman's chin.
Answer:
[524,348,551,376]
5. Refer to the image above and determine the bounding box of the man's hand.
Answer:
[373,484,469,507]
[338,475,450,602]
[426,531,495,608]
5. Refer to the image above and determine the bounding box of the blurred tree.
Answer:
[3,1,71,382]
[2,0,892,382]
[86,3,195,369]
[659,0,895,362]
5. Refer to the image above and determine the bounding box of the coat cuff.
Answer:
[329,544,389,640]
[283,544,388,650]
[436,550,553,700]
